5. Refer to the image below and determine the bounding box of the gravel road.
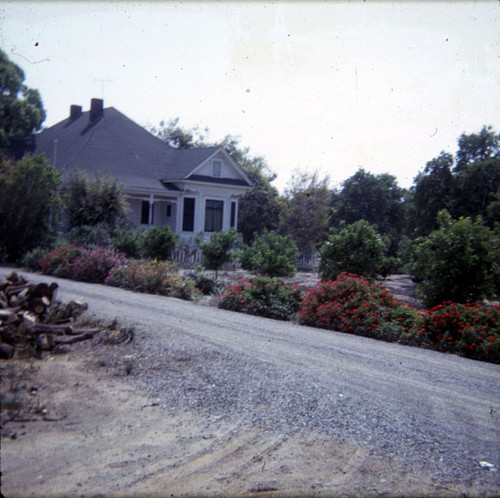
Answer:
[1,268,499,496]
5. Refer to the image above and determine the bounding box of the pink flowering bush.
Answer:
[298,272,422,342]
[218,276,302,321]
[39,245,82,278]
[70,247,128,283]
[105,259,198,300]
[401,301,500,363]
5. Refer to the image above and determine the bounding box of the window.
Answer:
[182,198,195,231]
[205,199,223,232]
[230,201,237,228]
[166,204,172,217]
[141,201,150,225]
[212,160,222,177]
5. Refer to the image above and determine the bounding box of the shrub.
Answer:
[298,272,422,342]
[240,230,297,277]
[66,169,129,229]
[112,228,144,258]
[319,220,387,281]
[401,301,500,363]
[105,260,198,300]
[218,276,302,321]
[66,223,113,248]
[196,229,241,278]
[20,247,48,271]
[70,247,128,283]
[411,210,500,307]
[187,273,218,295]
[39,245,82,278]
[142,226,178,261]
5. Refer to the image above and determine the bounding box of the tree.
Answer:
[331,168,405,255]
[196,228,241,279]
[319,220,387,281]
[410,152,454,237]
[279,170,331,254]
[0,49,46,159]
[411,210,500,307]
[451,157,500,224]
[455,125,500,173]
[0,155,63,261]
[66,169,129,229]
[147,118,208,149]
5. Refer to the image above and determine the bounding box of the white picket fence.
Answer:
[171,248,319,272]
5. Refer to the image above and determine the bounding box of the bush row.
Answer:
[38,244,199,300]
[218,272,500,364]
[29,243,500,364]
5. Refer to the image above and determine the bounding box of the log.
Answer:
[0,342,14,359]
[52,332,97,344]
[37,334,51,350]
[28,323,73,334]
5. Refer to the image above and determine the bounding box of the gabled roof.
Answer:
[33,104,252,192]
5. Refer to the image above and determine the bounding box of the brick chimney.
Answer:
[69,105,82,121]
[89,98,104,122]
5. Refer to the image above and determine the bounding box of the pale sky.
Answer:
[1,1,499,192]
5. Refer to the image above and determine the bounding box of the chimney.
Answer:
[69,105,82,121]
[89,98,104,123]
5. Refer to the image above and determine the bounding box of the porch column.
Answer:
[148,194,154,225]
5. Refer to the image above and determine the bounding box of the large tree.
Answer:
[331,168,405,255]
[455,125,500,173]
[0,49,46,159]
[409,127,500,237]
[409,152,455,237]
[0,155,63,261]
[279,170,331,254]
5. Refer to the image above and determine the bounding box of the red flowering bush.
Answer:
[402,301,500,363]
[70,247,128,283]
[298,272,422,342]
[218,276,302,321]
[39,245,82,278]
[105,259,198,300]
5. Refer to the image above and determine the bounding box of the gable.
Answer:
[189,149,249,182]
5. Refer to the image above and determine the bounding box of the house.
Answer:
[33,98,252,239]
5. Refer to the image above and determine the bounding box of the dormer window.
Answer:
[212,159,222,177]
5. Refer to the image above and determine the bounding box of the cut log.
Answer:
[0,342,14,359]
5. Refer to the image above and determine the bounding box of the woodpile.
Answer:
[0,272,101,359]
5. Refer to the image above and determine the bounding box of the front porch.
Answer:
[125,191,241,241]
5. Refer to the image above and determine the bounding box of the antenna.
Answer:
[94,78,112,99]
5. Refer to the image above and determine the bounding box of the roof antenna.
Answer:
[94,78,112,99]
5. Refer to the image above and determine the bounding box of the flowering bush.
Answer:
[105,259,198,300]
[298,273,422,342]
[218,276,302,321]
[401,301,500,363]
[39,245,82,278]
[70,247,128,283]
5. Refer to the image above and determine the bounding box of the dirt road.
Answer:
[1,269,499,496]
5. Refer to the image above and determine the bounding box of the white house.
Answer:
[33,98,252,239]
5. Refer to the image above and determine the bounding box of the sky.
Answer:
[1,1,499,192]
